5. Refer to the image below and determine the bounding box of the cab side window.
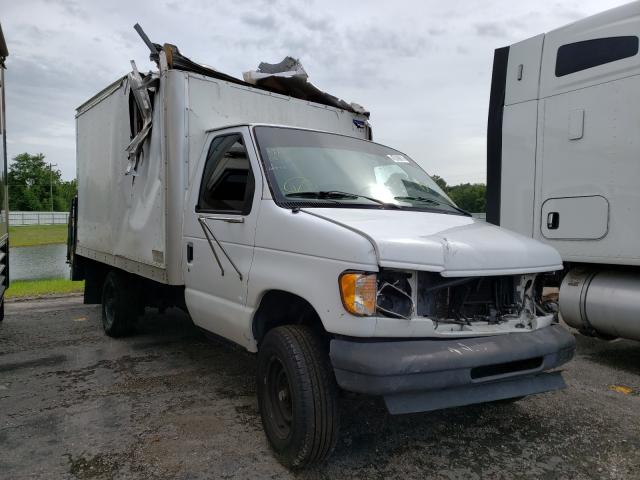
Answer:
[197,134,255,214]
[555,36,639,77]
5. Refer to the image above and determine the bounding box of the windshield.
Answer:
[253,126,465,215]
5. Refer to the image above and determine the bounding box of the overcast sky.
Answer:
[1,0,630,182]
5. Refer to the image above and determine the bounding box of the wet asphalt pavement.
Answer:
[0,296,639,479]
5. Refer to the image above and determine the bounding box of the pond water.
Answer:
[9,244,70,281]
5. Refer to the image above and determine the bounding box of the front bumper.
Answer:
[330,324,576,414]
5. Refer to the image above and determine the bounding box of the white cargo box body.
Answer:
[76,70,369,285]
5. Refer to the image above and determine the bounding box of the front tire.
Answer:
[257,325,339,468]
[101,271,139,337]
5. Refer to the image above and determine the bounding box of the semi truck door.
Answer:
[182,127,261,348]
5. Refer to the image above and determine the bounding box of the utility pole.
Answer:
[49,163,57,212]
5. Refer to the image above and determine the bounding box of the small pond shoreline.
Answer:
[10,244,70,281]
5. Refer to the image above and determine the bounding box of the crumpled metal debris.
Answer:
[122,24,371,176]
[242,56,308,84]
[376,278,415,319]
[125,61,157,175]
[133,23,369,116]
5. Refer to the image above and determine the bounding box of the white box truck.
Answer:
[486,1,640,343]
[69,28,576,467]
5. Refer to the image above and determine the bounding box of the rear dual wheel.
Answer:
[101,271,140,337]
[257,325,339,468]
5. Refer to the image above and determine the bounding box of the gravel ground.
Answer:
[0,296,639,479]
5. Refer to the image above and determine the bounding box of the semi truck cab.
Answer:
[487,1,640,342]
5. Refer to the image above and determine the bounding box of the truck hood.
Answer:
[303,208,563,276]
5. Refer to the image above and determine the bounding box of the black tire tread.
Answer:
[102,271,138,338]
[287,326,337,465]
[293,326,338,463]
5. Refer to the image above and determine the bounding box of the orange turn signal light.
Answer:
[339,272,377,316]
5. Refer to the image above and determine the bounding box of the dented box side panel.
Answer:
[76,78,168,282]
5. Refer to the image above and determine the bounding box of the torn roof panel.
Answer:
[78,26,371,117]
[136,25,368,117]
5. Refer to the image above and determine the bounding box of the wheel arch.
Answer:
[252,289,328,345]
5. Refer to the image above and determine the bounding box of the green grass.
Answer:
[6,279,84,298]
[9,224,68,247]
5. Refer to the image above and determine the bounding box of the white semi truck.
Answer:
[69,27,576,467]
[487,1,640,343]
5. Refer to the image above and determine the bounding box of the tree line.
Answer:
[431,175,486,213]
[8,153,77,211]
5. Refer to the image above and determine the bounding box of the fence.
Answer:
[9,211,69,226]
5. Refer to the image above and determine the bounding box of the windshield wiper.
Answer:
[286,191,400,208]
[394,196,471,216]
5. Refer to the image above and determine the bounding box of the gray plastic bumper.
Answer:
[329,324,576,414]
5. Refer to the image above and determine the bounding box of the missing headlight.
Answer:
[376,270,414,319]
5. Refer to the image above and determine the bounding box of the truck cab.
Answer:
[180,123,576,467]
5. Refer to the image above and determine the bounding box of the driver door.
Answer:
[183,127,262,348]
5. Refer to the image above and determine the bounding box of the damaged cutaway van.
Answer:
[68,26,576,468]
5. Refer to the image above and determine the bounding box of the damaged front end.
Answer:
[332,268,576,413]
[374,269,556,334]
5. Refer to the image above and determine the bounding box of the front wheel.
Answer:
[257,325,339,468]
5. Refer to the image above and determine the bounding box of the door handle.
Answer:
[186,242,193,263]
[201,215,245,223]
[547,212,560,230]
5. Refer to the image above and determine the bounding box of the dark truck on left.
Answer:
[0,23,9,320]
